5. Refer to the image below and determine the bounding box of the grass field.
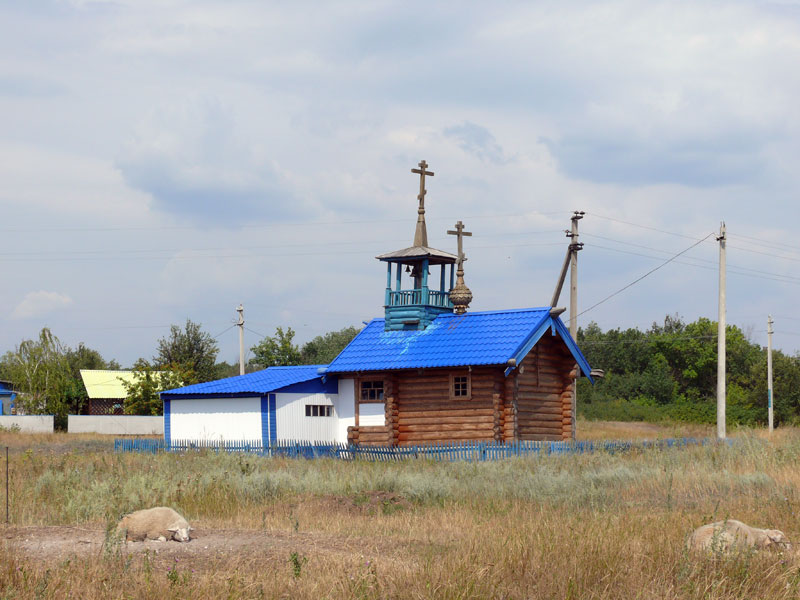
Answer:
[1,421,798,599]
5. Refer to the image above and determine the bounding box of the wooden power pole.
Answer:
[568,212,583,441]
[768,315,774,434]
[550,212,584,440]
[717,223,726,440]
[237,304,245,376]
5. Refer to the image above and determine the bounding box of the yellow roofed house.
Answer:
[79,370,158,415]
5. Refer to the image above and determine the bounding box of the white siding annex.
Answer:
[170,397,262,441]
[161,365,343,444]
[275,392,337,443]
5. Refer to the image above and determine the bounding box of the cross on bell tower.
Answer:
[375,160,458,331]
[447,220,473,314]
[411,160,434,247]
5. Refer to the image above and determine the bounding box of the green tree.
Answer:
[577,314,800,426]
[251,327,301,368]
[299,326,360,364]
[120,359,185,416]
[0,328,71,422]
[155,319,219,384]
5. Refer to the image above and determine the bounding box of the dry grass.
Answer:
[576,418,717,441]
[1,423,799,599]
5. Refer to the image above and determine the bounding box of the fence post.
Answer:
[5,446,8,524]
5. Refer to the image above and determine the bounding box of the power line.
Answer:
[584,212,711,241]
[0,210,569,234]
[0,240,566,263]
[587,240,800,284]
[586,213,800,261]
[725,243,800,264]
[576,233,715,318]
[0,229,564,259]
[211,325,237,340]
[588,243,800,286]
[244,326,267,339]
[727,231,800,255]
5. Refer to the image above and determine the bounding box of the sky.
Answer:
[2,0,800,367]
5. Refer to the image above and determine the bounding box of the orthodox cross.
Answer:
[411,160,434,211]
[411,160,434,247]
[447,220,472,269]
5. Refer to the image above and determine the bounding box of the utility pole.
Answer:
[717,223,726,440]
[237,304,245,376]
[549,211,584,440]
[768,315,774,434]
[568,212,583,440]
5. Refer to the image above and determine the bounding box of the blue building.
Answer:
[0,380,16,415]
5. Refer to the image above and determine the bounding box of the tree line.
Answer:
[577,315,800,426]
[0,321,360,426]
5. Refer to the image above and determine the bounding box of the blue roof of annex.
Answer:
[160,364,333,398]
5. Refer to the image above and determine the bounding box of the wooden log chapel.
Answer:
[320,160,593,445]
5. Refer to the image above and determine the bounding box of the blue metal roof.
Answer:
[161,365,331,399]
[324,308,592,380]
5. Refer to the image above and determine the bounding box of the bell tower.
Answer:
[376,161,458,331]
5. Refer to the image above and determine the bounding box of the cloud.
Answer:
[541,134,765,187]
[443,122,508,165]
[117,97,300,225]
[0,75,66,97]
[11,291,73,319]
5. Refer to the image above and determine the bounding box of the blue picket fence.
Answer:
[114,436,715,461]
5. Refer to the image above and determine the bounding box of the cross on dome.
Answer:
[411,160,434,247]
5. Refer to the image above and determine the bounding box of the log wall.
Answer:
[395,367,500,445]
[346,333,578,446]
[515,332,576,440]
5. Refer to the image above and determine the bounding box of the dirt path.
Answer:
[2,525,414,570]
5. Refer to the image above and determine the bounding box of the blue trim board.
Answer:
[162,376,339,401]
[278,378,338,394]
[268,394,277,443]
[163,400,171,445]
[505,317,554,377]
[162,392,264,400]
[260,396,269,447]
[504,316,593,381]
[551,318,594,382]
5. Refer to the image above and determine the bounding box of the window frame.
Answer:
[304,404,333,417]
[450,372,472,400]
[359,379,385,403]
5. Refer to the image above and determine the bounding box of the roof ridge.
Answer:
[362,308,550,325]
[437,307,551,317]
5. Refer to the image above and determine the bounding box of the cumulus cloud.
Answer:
[117,97,300,225]
[11,291,73,320]
[443,122,508,165]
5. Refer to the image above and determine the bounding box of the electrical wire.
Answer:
[588,243,800,286]
[584,233,800,282]
[576,233,715,318]
[211,325,236,340]
[0,210,569,234]
[244,326,267,339]
[0,229,564,259]
[583,212,711,241]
